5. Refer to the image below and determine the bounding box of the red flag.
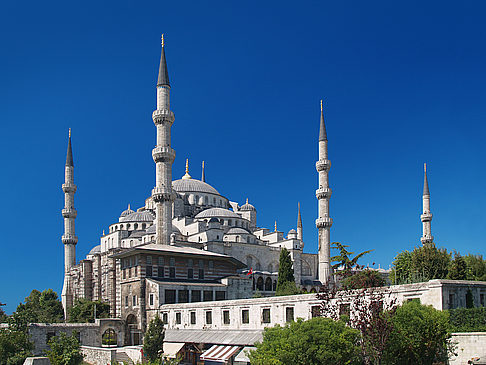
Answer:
[246,268,253,276]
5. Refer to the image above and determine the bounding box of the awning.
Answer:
[234,346,256,363]
[200,345,242,362]
[162,342,185,358]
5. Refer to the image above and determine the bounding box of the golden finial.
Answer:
[182,158,192,179]
[424,163,427,173]
[161,34,165,47]
[274,220,277,232]
[128,203,131,210]
[102,229,105,236]
[246,198,249,204]
[69,128,71,138]
[320,99,323,112]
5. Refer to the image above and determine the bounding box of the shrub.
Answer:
[449,307,486,332]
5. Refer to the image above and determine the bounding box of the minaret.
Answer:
[420,163,433,244]
[151,34,176,245]
[297,202,303,241]
[201,161,205,182]
[315,100,333,284]
[61,128,78,315]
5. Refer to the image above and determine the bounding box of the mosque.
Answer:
[60,37,432,342]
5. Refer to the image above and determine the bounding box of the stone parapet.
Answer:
[315,217,333,228]
[62,208,77,219]
[151,187,176,203]
[152,109,175,125]
[152,146,176,163]
[315,159,331,172]
[62,234,78,245]
[62,183,77,193]
[421,212,432,222]
[315,187,332,199]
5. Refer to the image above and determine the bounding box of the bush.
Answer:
[342,269,386,290]
[143,316,165,362]
[449,307,486,332]
[46,332,83,365]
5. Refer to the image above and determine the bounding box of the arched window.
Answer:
[256,277,264,291]
[272,280,277,291]
[102,328,117,346]
[127,224,131,229]
[265,277,272,291]
[142,223,146,229]
[255,262,261,271]
[236,236,240,243]
[134,223,138,230]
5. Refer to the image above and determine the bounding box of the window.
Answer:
[198,260,204,267]
[481,294,485,307]
[223,310,230,325]
[176,312,181,324]
[123,269,126,279]
[205,311,212,325]
[208,261,214,271]
[147,256,152,265]
[162,313,168,324]
[242,309,249,324]
[132,295,137,307]
[199,268,205,280]
[191,290,201,302]
[165,290,176,304]
[125,296,129,307]
[157,266,164,278]
[169,267,175,278]
[46,332,56,344]
[449,293,455,309]
[146,265,152,277]
[149,294,154,306]
[188,259,193,267]
[215,291,225,301]
[178,290,189,303]
[102,328,116,346]
[262,308,271,323]
[311,306,320,318]
[190,311,196,325]
[286,307,294,322]
[203,290,213,302]
[158,257,164,265]
[188,268,193,279]
[170,257,175,267]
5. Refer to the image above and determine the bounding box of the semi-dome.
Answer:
[88,245,101,255]
[226,227,250,235]
[172,179,220,195]
[240,198,256,211]
[195,207,240,219]
[119,210,155,222]
[120,204,135,218]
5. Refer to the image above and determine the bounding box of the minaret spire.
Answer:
[152,37,176,245]
[316,99,333,284]
[61,128,78,317]
[421,163,433,244]
[182,158,191,180]
[201,161,205,182]
[297,202,303,241]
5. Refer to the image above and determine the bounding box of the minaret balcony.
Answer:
[152,110,175,125]
[62,183,77,193]
[316,187,332,199]
[421,213,432,222]
[62,208,77,219]
[316,159,331,172]
[62,234,78,245]
[152,187,176,203]
[152,146,176,163]
[316,217,333,228]
[421,235,434,244]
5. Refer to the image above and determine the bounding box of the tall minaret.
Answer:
[297,202,303,241]
[315,100,333,284]
[420,163,433,244]
[61,128,77,315]
[151,35,176,245]
[201,161,205,182]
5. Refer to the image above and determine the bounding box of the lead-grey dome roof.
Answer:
[119,211,155,222]
[195,207,240,219]
[226,227,250,235]
[88,245,101,255]
[120,206,135,218]
[172,179,220,195]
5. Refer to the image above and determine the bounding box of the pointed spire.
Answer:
[423,163,430,196]
[201,161,205,182]
[297,202,302,228]
[128,203,131,211]
[274,220,277,232]
[246,198,249,204]
[157,34,170,87]
[319,99,327,142]
[66,128,74,167]
[182,158,192,179]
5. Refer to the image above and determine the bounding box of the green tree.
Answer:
[46,332,83,365]
[449,307,486,332]
[15,289,64,323]
[276,248,296,295]
[464,254,486,281]
[0,327,33,365]
[331,242,373,274]
[143,315,165,362]
[275,281,301,296]
[390,251,412,284]
[249,317,361,365]
[68,299,110,323]
[447,251,467,280]
[0,302,7,323]
[342,269,386,290]
[383,301,452,365]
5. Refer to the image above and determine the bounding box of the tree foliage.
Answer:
[0,327,33,365]
[249,317,361,365]
[464,254,486,281]
[0,303,7,323]
[275,281,301,296]
[449,307,486,332]
[143,315,166,362]
[447,251,467,280]
[46,332,84,365]
[15,289,64,324]
[331,242,373,274]
[68,299,110,323]
[342,269,386,290]
[383,301,452,365]
[276,248,295,295]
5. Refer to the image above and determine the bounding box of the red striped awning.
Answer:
[200,345,242,362]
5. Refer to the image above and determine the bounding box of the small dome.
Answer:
[119,210,155,223]
[226,227,250,235]
[288,229,296,234]
[120,204,135,218]
[88,245,101,255]
[240,198,256,212]
[195,207,240,219]
[208,217,220,223]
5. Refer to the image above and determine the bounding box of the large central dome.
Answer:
[172,179,221,195]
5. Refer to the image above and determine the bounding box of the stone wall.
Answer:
[81,346,116,365]
[449,332,486,364]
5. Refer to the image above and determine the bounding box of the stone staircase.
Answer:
[115,351,134,365]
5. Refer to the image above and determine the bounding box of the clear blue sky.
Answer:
[1,0,486,314]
